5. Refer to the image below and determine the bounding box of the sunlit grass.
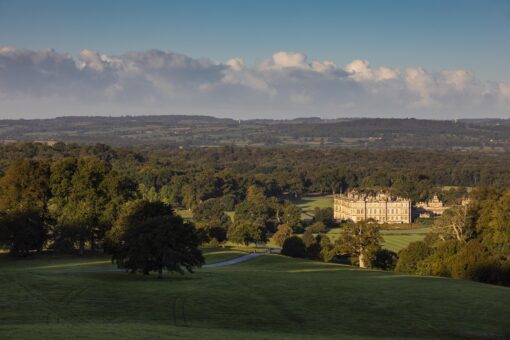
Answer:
[1,253,510,339]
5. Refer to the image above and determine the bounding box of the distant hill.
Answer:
[1,115,509,151]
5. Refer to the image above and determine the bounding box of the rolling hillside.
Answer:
[1,253,509,339]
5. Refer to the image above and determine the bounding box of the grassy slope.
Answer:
[1,254,509,339]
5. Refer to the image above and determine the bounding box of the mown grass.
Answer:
[324,225,431,253]
[290,195,333,220]
[380,227,431,253]
[202,248,247,264]
[1,254,509,339]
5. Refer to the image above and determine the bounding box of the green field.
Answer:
[324,226,430,253]
[380,227,431,253]
[290,195,333,220]
[1,254,510,339]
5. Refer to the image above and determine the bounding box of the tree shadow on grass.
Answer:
[85,271,205,283]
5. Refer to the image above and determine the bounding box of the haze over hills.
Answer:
[1,115,510,151]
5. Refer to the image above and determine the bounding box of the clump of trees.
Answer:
[227,185,301,245]
[193,198,231,243]
[49,157,136,254]
[0,160,51,256]
[396,187,510,286]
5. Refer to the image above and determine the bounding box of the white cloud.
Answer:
[440,69,473,91]
[267,51,308,69]
[500,83,510,98]
[346,60,399,81]
[0,46,508,119]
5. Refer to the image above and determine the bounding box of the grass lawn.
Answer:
[380,227,431,253]
[290,195,333,220]
[1,254,509,339]
[202,248,247,264]
[175,209,235,222]
[324,225,431,253]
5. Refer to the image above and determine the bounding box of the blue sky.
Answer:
[0,0,509,118]
[1,0,509,80]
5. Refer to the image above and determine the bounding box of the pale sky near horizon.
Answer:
[0,0,509,119]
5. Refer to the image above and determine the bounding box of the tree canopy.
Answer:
[107,200,204,278]
[335,221,382,268]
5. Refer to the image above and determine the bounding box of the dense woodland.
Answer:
[1,142,510,205]
[0,142,509,285]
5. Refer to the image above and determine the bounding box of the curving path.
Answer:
[203,252,265,268]
[54,252,267,273]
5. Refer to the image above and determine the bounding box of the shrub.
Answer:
[373,248,398,270]
[281,236,306,258]
[395,241,431,274]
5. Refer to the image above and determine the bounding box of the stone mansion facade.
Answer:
[334,191,412,224]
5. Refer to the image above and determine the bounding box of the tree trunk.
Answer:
[359,252,367,268]
[78,238,85,256]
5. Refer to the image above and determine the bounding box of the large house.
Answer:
[416,194,447,217]
[334,191,412,224]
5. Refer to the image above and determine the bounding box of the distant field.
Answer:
[1,254,510,339]
[175,209,235,222]
[381,227,431,252]
[290,195,333,220]
[441,185,473,192]
[325,225,431,252]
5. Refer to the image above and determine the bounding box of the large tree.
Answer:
[193,198,231,242]
[227,186,274,245]
[107,200,204,278]
[0,160,51,255]
[276,201,302,231]
[50,157,135,254]
[432,206,470,243]
[271,224,293,247]
[335,221,382,268]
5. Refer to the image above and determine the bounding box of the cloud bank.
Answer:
[0,46,509,119]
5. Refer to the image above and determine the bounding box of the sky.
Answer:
[0,0,509,119]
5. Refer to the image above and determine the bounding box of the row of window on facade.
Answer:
[349,208,405,215]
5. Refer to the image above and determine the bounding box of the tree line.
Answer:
[395,187,510,286]
[2,143,510,207]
